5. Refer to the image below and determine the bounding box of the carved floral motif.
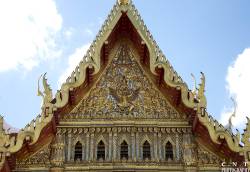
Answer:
[16,143,51,167]
[197,145,222,165]
[64,45,183,120]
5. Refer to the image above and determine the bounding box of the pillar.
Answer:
[154,133,158,161]
[136,132,139,160]
[183,133,197,172]
[86,133,90,161]
[158,133,162,160]
[131,132,135,161]
[113,132,117,161]
[67,133,71,162]
[90,133,94,161]
[176,134,180,161]
[50,133,65,171]
[108,132,113,161]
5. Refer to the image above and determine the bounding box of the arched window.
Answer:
[143,141,151,160]
[165,141,173,160]
[120,140,128,160]
[97,140,105,160]
[74,141,82,161]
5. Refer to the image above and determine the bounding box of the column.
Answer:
[113,132,117,161]
[50,134,65,172]
[109,132,113,161]
[86,133,90,161]
[67,133,71,161]
[176,134,180,161]
[90,133,94,161]
[154,133,158,161]
[183,133,197,171]
[136,132,139,160]
[131,133,135,161]
[61,134,65,162]
[158,133,162,160]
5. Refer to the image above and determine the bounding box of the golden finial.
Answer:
[118,0,130,5]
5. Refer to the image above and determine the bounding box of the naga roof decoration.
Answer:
[1,0,250,170]
[37,73,53,106]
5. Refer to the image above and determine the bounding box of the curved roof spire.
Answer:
[118,0,130,5]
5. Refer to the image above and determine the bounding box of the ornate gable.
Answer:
[0,0,248,171]
[62,43,185,121]
[197,144,223,166]
[16,143,51,169]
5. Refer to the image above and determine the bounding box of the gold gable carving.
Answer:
[16,143,51,168]
[0,1,247,171]
[197,144,223,166]
[63,44,185,120]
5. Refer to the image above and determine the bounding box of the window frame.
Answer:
[120,140,129,160]
[74,141,83,161]
[165,141,174,161]
[142,141,151,160]
[97,140,106,160]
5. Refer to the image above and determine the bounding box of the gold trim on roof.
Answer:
[118,0,130,5]
[1,0,249,170]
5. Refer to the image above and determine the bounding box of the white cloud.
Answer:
[64,28,74,40]
[58,43,90,87]
[0,0,62,72]
[220,107,234,127]
[220,48,250,129]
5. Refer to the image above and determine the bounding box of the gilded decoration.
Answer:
[37,72,53,106]
[16,143,51,168]
[65,44,183,120]
[197,145,223,166]
[1,0,248,171]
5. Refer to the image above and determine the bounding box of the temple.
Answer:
[1,0,250,171]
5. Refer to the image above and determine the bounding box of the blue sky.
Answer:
[0,0,250,132]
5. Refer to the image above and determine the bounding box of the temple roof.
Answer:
[0,0,249,170]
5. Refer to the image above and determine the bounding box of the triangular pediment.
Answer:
[62,43,186,121]
[1,2,244,172]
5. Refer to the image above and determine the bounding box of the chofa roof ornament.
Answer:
[37,73,53,106]
[197,72,205,100]
[191,72,206,107]
[118,0,130,5]
[191,73,197,96]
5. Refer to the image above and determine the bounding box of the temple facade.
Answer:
[1,0,250,172]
